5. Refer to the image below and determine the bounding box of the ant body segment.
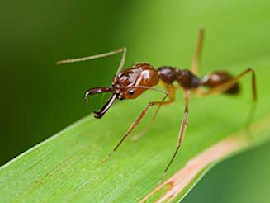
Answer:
[57,28,257,176]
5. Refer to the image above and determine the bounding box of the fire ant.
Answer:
[57,28,257,176]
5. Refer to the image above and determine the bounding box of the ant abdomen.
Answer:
[201,71,240,95]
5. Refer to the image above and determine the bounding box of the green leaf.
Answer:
[0,61,270,202]
[1,0,270,201]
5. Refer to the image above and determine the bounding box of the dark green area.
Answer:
[183,141,270,203]
[1,0,270,202]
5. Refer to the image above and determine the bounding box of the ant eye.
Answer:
[129,90,135,95]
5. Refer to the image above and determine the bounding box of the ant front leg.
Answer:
[103,93,170,161]
[132,83,176,140]
[163,90,191,177]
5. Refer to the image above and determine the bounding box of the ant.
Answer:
[57,28,257,176]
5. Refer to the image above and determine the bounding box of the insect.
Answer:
[57,28,257,176]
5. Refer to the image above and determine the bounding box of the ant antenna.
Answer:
[191,27,205,75]
[56,48,126,74]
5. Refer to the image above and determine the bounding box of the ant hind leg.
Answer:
[162,90,191,179]
[198,68,257,100]
[197,67,257,133]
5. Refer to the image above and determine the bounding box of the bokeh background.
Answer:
[1,0,270,202]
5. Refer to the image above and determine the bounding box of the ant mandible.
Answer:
[57,28,257,176]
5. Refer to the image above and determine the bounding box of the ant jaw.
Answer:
[84,87,112,103]
[93,111,102,119]
[92,94,117,119]
[83,93,88,104]
[83,87,116,118]
[115,92,125,100]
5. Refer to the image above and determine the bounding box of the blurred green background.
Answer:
[1,0,270,202]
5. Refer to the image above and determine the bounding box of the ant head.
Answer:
[85,63,159,119]
[112,63,159,100]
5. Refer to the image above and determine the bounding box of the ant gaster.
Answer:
[57,28,257,176]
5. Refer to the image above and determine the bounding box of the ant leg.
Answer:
[198,68,257,101]
[197,68,257,129]
[163,90,191,177]
[56,48,126,73]
[132,84,176,140]
[103,93,169,161]
[191,27,205,75]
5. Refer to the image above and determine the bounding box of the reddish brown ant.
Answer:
[57,28,257,176]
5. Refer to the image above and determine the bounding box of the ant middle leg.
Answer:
[132,83,176,140]
[103,85,175,161]
[103,91,172,161]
